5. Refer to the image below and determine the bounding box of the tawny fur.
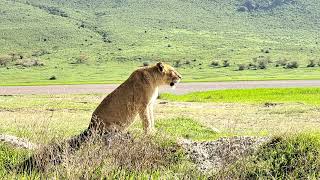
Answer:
[89,62,182,134]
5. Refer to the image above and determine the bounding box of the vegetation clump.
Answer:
[174,60,182,68]
[15,59,44,67]
[237,64,246,71]
[285,61,299,69]
[49,75,57,80]
[307,59,316,67]
[221,134,320,179]
[222,60,230,67]
[37,5,68,17]
[210,60,219,67]
[32,49,50,57]
[0,55,11,67]
[70,54,89,64]
[237,0,295,12]
[275,59,288,67]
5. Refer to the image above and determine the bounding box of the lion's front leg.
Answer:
[139,106,152,134]
[148,105,156,133]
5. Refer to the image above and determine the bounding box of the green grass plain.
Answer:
[1,0,320,85]
[160,87,320,105]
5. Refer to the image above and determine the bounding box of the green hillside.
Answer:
[0,0,319,85]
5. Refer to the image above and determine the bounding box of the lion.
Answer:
[10,62,182,171]
[88,61,182,134]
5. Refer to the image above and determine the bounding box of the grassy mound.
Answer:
[220,133,320,179]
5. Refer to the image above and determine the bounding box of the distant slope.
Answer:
[0,0,319,85]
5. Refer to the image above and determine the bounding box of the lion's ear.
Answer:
[156,62,164,72]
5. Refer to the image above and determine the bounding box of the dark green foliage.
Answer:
[49,75,57,80]
[251,56,270,69]
[211,61,219,67]
[174,60,182,68]
[258,60,268,69]
[285,61,299,69]
[275,59,288,67]
[237,64,246,71]
[307,59,316,67]
[222,60,230,67]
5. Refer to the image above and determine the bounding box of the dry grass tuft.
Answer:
[11,131,180,178]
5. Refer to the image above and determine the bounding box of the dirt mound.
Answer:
[180,136,270,173]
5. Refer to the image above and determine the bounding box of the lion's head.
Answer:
[155,62,182,87]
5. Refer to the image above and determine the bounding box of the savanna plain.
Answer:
[1,88,320,178]
[1,0,320,179]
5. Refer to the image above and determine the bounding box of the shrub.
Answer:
[174,60,182,68]
[285,61,299,69]
[8,52,23,60]
[307,59,316,67]
[15,59,44,67]
[275,59,288,67]
[0,55,11,66]
[211,60,219,67]
[247,62,257,70]
[185,60,191,65]
[257,60,268,69]
[143,61,150,66]
[222,60,230,67]
[71,54,88,64]
[32,49,50,57]
[237,64,246,71]
[49,75,57,80]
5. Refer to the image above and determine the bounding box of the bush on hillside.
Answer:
[15,59,44,67]
[285,61,299,69]
[70,54,89,64]
[275,59,288,67]
[0,55,11,66]
[32,49,50,57]
[257,60,268,69]
[49,75,57,80]
[237,64,246,71]
[174,60,182,68]
[222,60,230,67]
[307,59,316,67]
[211,60,219,67]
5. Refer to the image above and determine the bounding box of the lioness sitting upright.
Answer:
[89,62,182,134]
[14,62,182,172]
